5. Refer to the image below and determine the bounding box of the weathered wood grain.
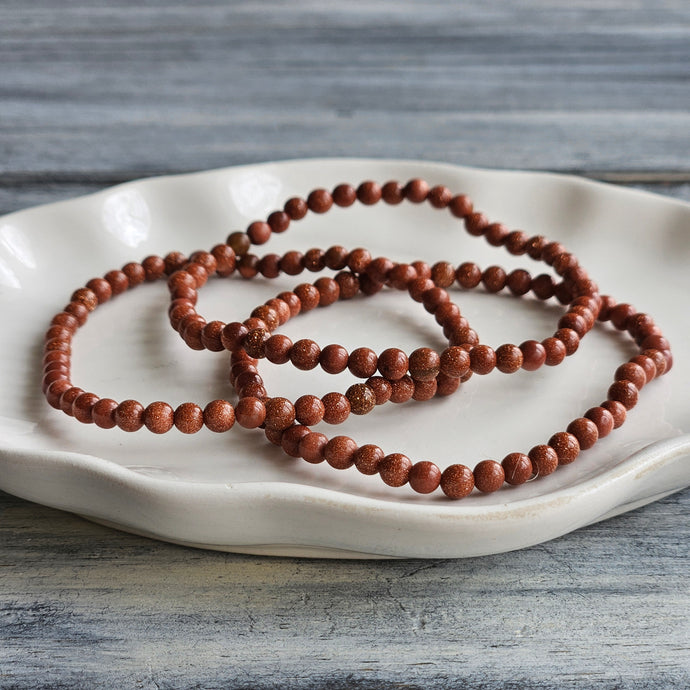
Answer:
[0,1,689,176]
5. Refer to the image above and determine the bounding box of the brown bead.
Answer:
[412,261,432,280]
[470,345,496,375]
[435,373,461,396]
[346,247,371,273]
[115,399,145,432]
[264,334,293,364]
[615,362,647,390]
[404,178,429,203]
[629,354,657,383]
[294,283,320,311]
[455,262,482,289]
[348,347,378,378]
[221,322,249,351]
[85,277,112,304]
[174,403,204,434]
[555,283,575,306]
[237,253,259,279]
[250,305,279,331]
[610,303,636,330]
[354,444,385,475]
[428,185,452,209]
[601,400,627,428]
[324,245,349,270]
[377,348,409,380]
[50,311,80,331]
[505,230,529,255]
[290,339,321,370]
[520,340,547,371]
[307,188,333,214]
[235,397,267,429]
[357,181,382,205]
[554,328,580,356]
[321,392,351,425]
[319,343,349,374]
[484,222,510,247]
[144,401,175,434]
[243,328,270,359]
[164,251,188,275]
[142,255,165,281]
[281,425,311,458]
[381,180,404,204]
[332,183,357,207]
[64,302,89,326]
[506,268,532,296]
[548,432,580,465]
[279,250,304,276]
[528,445,558,477]
[182,318,206,351]
[641,349,667,378]
[430,261,455,287]
[299,432,328,464]
[72,392,99,424]
[284,196,308,220]
[608,380,638,410]
[558,312,589,337]
[264,397,296,431]
[379,453,412,487]
[408,461,442,494]
[422,286,450,313]
[211,244,237,276]
[346,383,377,415]
[246,221,271,245]
[440,464,474,498]
[388,263,417,290]
[226,231,251,256]
[566,417,599,450]
[264,298,291,325]
[542,337,567,366]
[122,262,146,287]
[295,395,325,426]
[464,212,489,236]
[104,269,129,295]
[325,435,358,469]
[53,383,79,413]
[474,460,505,493]
[389,375,415,404]
[201,321,225,352]
[408,348,441,382]
[531,274,555,300]
[313,277,339,307]
[411,379,437,401]
[440,346,471,378]
[448,194,473,217]
[526,235,547,259]
[366,377,393,405]
[334,271,360,299]
[408,277,435,302]
[434,302,462,329]
[502,453,533,485]
[584,406,615,439]
[303,248,325,272]
[495,344,523,374]
[264,426,284,446]
[92,397,118,429]
[203,400,235,432]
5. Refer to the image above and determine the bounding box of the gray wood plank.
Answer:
[1,1,689,176]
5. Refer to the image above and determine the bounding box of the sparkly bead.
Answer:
[566,417,599,450]
[470,345,496,375]
[265,334,293,364]
[325,436,357,469]
[528,445,558,477]
[321,392,350,425]
[72,392,99,424]
[357,181,382,205]
[428,185,452,209]
[531,274,555,300]
[251,305,280,331]
[378,348,409,380]
[601,400,627,428]
[201,321,225,352]
[379,453,412,487]
[629,354,656,383]
[115,399,145,432]
[389,376,415,404]
[615,362,647,390]
[174,403,204,434]
[366,377,393,405]
[608,380,638,410]
[144,401,175,434]
[505,231,529,255]
[409,461,442,494]
[482,266,507,293]
[346,384,377,415]
[404,178,429,203]
[502,453,533,485]
[334,271,359,299]
[440,464,475,499]
[221,322,249,351]
[295,395,325,426]
[506,268,532,295]
[280,251,304,276]
[303,248,325,272]
[277,291,301,317]
[641,349,667,377]
[332,184,356,207]
[440,347,470,378]
[542,337,567,366]
[474,460,505,493]
[422,286,450,313]
[465,212,489,236]
[294,283,320,311]
[431,261,455,287]
[284,197,308,220]
[320,343,349,374]
[456,262,482,289]
[203,400,235,432]
[411,379,437,401]
[408,348,441,382]
[381,181,404,204]
[484,222,509,246]
[348,347,378,378]
[290,339,321,370]
[324,245,349,270]
[264,397,296,431]
[548,432,580,465]
[243,328,270,359]
[354,444,385,475]
[554,328,580,356]
[211,244,236,276]
[435,373,461,396]
[388,264,417,290]
[92,398,118,429]
[495,344,523,374]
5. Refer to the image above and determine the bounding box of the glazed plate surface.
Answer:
[0,159,688,558]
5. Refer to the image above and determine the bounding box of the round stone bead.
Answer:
[440,464,475,499]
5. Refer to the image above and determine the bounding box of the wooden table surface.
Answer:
[1,3,688,688]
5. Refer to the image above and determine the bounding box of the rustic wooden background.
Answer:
[1,2,688,688]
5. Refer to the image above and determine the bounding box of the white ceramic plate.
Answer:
[0,159,688,558]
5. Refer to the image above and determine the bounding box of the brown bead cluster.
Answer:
[42,179,673,501]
